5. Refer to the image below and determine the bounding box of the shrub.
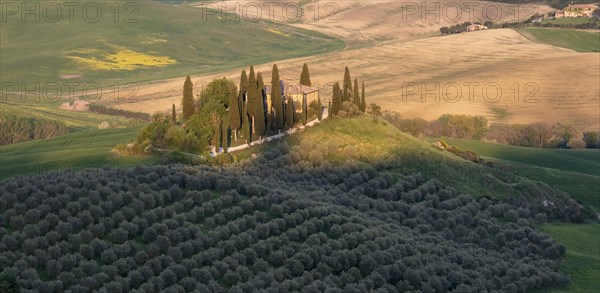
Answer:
[567,139,585,149]
[0,114,68,145]
[337,102,361,118]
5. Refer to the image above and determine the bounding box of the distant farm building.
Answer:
[59,100,90,111]
[557,4,599,18]
[555,10,565,18]
[466,24,488,32]
[265,80,320,113]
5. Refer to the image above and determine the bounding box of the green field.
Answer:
[0,126,156,180]
[0,0,344,91]
[430,138,600,211]
[0,101,144,131]
[542,224,600,293]
[541,17,599,25]
[436,138,600,176]
[516,28,600,52]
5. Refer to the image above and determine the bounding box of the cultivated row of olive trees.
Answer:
[0,146,570,292]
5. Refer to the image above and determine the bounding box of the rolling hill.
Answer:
[1,114,597,291]
[427,138,600,213]
[0,102,144,132]
[517,28,600,52]
[434,138,599,176]
[113,27,600,133]
[0,126,156,180]
[0,0,343,93]
[0,117,586,292]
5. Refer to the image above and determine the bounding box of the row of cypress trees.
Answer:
[227,63,315,144]
[331,66,366,116]
[178,63,362,151]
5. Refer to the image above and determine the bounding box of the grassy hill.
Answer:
[541,17,599,25]
[0,0,343,91]
[4,115,592,214]
[0,126,156,180]
[1,114,597,291]
[0,102,144,131]
[516,28,600,52]
[3,115,596,215]
[434,139,599,176]
[0,134,580,292]
[235,116,595,220]
[429,138,600,212]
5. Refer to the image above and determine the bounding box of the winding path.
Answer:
[215,110,329,156]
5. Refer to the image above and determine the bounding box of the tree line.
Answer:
[380,111,599,149]
[0,115,68,145]
[330,66,367,117]
[88,105,151,122]
[493,0,599,9]
[439,21,495,35]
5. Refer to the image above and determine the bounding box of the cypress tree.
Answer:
[300,63,312,86]
[235,70,248,141]
[171,104,177,124]
[342,66,352,102]
[229,72,245,141]
[255,72,266,138]
[221,117,229,153]
[302,95,307,126]
[353,78,360,107]
[266,111,273,135]
[328,100,332,117]
[285,98,294,129]
[271,64,283,132]
[361,81,366,113]
[247,66,257,141]
[239,70,248,102]
[332,82,342,116]
[182,76,196,120]
[211,112,221,150]
[242,102,250,144]
[317,98,323,121]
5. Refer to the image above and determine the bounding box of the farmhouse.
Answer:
[555,10,565,18]
[59,100,90,111]
[557,3,599,18]
[466,24,488,32]
[265,80,320,112]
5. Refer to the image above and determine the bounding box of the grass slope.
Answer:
[516,28,600,52]
[0,102,143,131]
[0,126,156,180]
[542,224,600,293]
[541,17,599,25]
[436,139,599,176]
[0,0,344,90]
[238,116,584,206]
[430,138,600,211]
